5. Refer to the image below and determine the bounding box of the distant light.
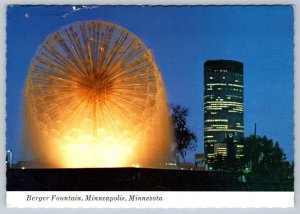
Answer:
[165,162,176,166]
[21,167,26,170]
[244,167,251,174]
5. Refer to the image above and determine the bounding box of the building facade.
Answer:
[204,60,244,166]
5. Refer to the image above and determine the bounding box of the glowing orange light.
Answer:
[24,21,173,168]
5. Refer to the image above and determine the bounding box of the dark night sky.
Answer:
[6,5,294,162]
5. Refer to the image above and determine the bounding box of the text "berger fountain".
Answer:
[24,21,173,168]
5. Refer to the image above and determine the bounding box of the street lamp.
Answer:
[6,150,13,169]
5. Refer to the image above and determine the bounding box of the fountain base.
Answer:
[7,168,292,191]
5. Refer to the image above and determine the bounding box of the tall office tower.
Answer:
[204,60,244,167]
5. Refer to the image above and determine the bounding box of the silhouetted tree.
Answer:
[224,136,242,171]
[170,104,197,162]
[240,135,293,183]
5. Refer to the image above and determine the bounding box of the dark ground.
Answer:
[6,168,293,191]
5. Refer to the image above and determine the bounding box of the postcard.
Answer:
[5,4,294,208]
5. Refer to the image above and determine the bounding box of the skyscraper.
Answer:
[204,60,244,167]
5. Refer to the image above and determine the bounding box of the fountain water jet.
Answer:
[23,21,173,168]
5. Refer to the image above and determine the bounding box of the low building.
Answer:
[195,153,206,170]
[214,143,228,157]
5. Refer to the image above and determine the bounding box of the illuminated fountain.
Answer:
[24,21,173,168]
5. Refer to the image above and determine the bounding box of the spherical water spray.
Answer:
[24,21,173,168]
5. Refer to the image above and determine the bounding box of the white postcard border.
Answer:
[6,191,294,208]
[1,0,299,212]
